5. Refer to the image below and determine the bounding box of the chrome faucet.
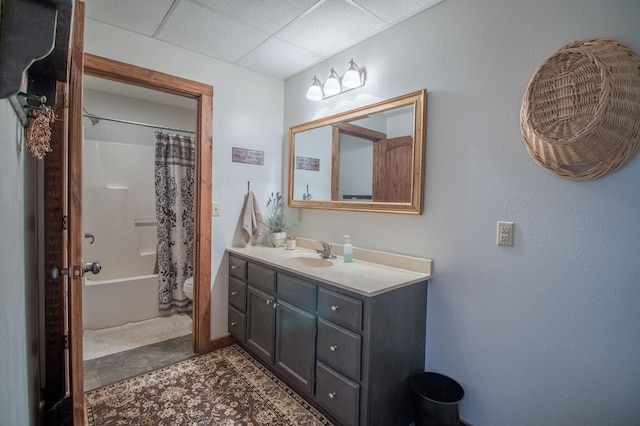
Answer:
[316,241,337,259]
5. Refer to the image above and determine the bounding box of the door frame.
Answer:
[82,53,214,353]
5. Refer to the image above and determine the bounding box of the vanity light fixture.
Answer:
[305,76,324,101]
[305,59,365,101]
[323,68,341,96]
[342,59,362,88]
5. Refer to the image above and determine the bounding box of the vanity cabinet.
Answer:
[227,252,427,426]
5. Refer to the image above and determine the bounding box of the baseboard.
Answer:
[199,334,235,354]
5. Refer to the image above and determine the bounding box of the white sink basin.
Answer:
[281,253,335,268]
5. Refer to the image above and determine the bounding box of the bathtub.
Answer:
[83,273,160,330]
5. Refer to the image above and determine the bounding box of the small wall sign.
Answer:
[232,147,264,165]
[296,156,320,171]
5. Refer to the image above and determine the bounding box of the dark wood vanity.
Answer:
[227,247,429,426]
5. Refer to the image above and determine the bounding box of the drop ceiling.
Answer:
[84,0,444,81]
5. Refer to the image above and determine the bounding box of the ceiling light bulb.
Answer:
[342,60,362,89]
[323,68,341,96]
[306,76,323,101]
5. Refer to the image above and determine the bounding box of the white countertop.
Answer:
[226,245,431,296]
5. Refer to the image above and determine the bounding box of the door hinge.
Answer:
[62,215,68,230]
[63,335,69,349]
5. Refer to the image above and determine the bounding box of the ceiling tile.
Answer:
[237,37,322,80]
[157,0,270,63]
[84,0,175,36]
[277,0,386,57]
[192,0,320,34]
[353,0,443,23]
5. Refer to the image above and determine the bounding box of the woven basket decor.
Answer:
[520,39,640,180]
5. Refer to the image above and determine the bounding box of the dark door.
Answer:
[275,300,316,395]
[246,286,276,363]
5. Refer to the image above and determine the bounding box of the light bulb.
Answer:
[305,76,323,101]
[342,60,362,88]
[323,68,341,96]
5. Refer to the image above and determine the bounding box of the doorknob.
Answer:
[50,266,68,280]
[83,261,102,275]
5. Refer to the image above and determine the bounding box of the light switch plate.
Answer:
[212,202,221,217]
[497,221,513,246]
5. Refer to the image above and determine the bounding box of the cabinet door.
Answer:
[275,300,316,395]
[246,286,276,363]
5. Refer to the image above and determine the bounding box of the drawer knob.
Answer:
[328,392,336,399]
[230,321,237,326]
[331,305,339,311]
[231,291,238,295]
[231,265,239,269]
[329,345,338,352]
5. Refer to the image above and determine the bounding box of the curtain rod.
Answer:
[82,113,195,135]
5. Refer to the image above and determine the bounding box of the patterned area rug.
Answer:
[85,344,334,425]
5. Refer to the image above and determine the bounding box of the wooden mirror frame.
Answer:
[288,89,426,214]
[83,53,214,352]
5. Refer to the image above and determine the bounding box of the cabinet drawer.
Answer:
[316,362,360,426]
[318,288,363,331]
[277,273,316,312]
[317,318,361,381]
[228,277,246,312]
[247,263,276,293]
[228,306,246,344]
[229,256,247,280]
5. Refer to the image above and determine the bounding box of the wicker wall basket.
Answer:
[520,39,640,180]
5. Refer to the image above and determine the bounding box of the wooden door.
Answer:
[43,3,86,423]
[43,82,69,420]
[68,2,86,423]
[372,136,413,202]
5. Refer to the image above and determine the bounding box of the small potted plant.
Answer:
[265,192,288,247]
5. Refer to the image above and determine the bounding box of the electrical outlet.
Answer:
[212,202,221,217]
[497,221,513,246]
[298,209,303,223]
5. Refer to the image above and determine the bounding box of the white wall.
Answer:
[0,100,37,424]
[284,0,640,424]
[85,20,285,340]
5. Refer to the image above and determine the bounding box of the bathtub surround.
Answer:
[85,344,334,425]
[83,313,193,360]
[155,132,196,313]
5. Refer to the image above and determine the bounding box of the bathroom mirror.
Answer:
[288,89,426,214]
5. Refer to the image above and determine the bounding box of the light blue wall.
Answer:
[0,100,33,424]
[284,0,640,424]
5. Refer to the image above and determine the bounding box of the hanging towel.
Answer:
[242,191,264,244]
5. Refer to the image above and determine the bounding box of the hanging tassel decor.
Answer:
[25,105,56,159]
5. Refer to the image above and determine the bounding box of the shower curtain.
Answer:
[155,132,195,313]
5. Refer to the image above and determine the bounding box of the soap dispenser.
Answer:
[343,235,353,263]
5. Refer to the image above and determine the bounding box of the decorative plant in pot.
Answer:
[265,192,288,247]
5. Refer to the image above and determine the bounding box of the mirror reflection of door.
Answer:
[332,123,413,202]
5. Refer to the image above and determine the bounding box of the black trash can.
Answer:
[410,372,464,426]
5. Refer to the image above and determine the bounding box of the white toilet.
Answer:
[184,277,194,300]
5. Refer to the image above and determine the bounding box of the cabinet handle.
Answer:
[231,291,238,295]
[230,321,237,326]
[331,305,339,311]
[231,265,238,269]
[328,392,336,399]
[272,302,278,310]
[266,300,272,305]
[329,345,338,352]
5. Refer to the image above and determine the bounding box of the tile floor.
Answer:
[84,333,194,391]
[83,313,193,360]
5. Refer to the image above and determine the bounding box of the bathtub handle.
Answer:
[83,261,102,275]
